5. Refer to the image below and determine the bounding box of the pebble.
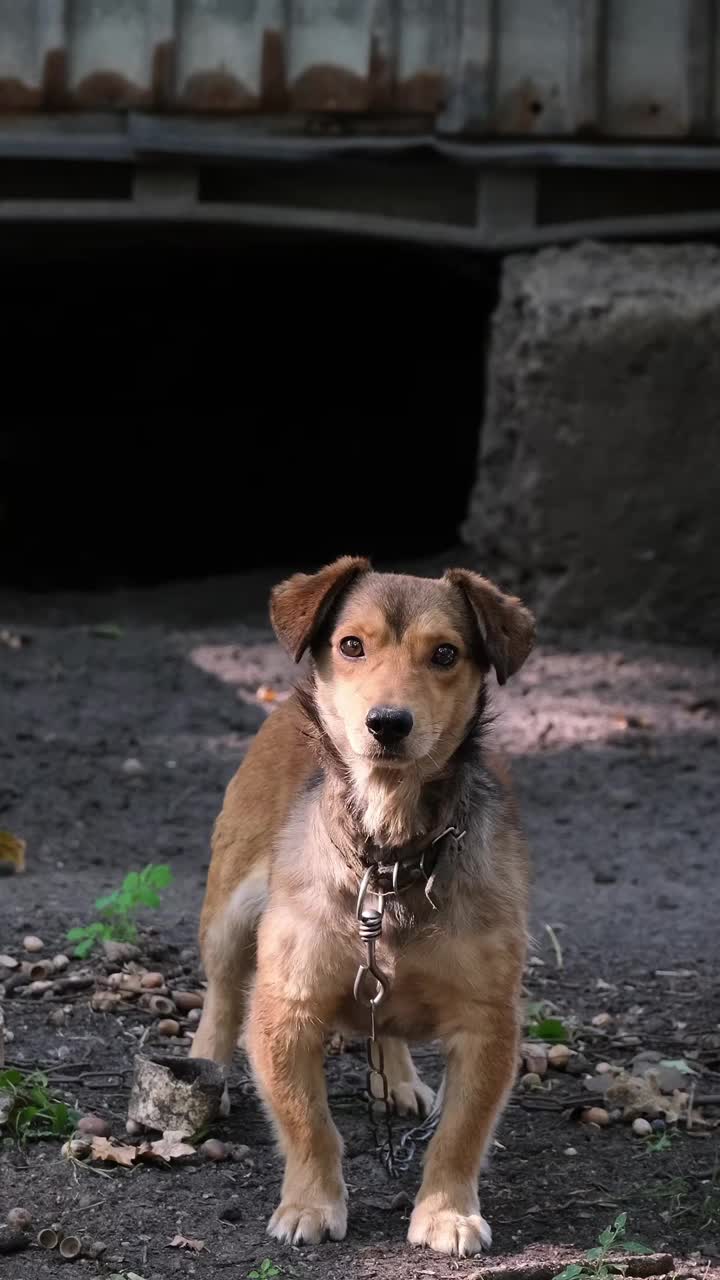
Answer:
[172,990,204,1013]
[179,948,195,964]
[595,1061,612,1074]
[187,1008,202,1027]
[148,995,175,1018]
[103,940,141,965]
[218,1199,243,1223]
[566,1054,590,1077]
[52,954,70,972]
[230,1144,252,1162]
[0,954,19,969]
[391,1191,412,1211]
[91,991,122,1012]
[26,980,53,997]
[548,1043,572,1070]
[520,1072,542,1089]
[581,1106,610,1127]
[652,1118,666,1133]
[6,1208,32,1233]
[591,1012,612,1028]
[522,1047,548,1077]
[121,757,144,775]
[22,936,44,953]
[157,1018,180,1037]
[200,1139,228,1162]
[47,1009,66,1027]
[78,1114,112,1138]
[563,1146,578,1157]
[632,1117,653,1137]
[125,1119,144,1137]
[140,971,164,989]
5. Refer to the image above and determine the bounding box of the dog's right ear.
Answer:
[270,556,370,663]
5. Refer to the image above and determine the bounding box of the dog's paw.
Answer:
[268,1199,347,1246]
[389,1079,435,1118]
[408,1205,492,1257]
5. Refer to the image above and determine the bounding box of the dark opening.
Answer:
[0,226,498,589]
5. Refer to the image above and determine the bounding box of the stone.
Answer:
[463,243,720,640]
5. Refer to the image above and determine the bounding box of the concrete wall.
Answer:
[463,241,720,640]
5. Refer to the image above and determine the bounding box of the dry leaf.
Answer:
[90,1135,137,1166]
[140,1129,195,1162]
[0,831,26,874]
[169,1234,204,1252]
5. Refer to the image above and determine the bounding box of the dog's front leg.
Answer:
[408,1009,518,1257]
[247,985,347,1246]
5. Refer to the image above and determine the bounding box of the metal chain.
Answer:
[352,829,465,1177]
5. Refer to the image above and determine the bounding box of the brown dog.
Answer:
[191,557,534,1256]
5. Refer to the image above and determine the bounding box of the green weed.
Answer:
[248,1261,280,1280]
[0,1068,78,1142]
[553,1213,651,1280]
[67,863,173,957]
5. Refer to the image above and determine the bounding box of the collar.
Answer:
[358,824,466,911]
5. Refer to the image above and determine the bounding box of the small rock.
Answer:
[22,936,44,953]
[592,1012,612,1028]
[52,954,69,972]
[86,1241,108,1260]
[391,1190,412,1211]
[632,1117,653,1137]
[581,1106,610,1127]
[91,991,122,1012]
[121,757,144,775]
[218,1199,243,1223]
[103,940,141,965]
[520,1072,542,1089]
[566,1053,590,1077]
[652,1118,667,1133]
[147,995,175,1018]
[200,1139,228,1162]
[563,1146,578,1157]
[47,1008,66,1027]
[548,1043,572,1070]
[157,1018,180,1037]
[230,1144,252,1162]
[0,954,19,970]
[522,1045,548,1076]
[596,1061,612,1074]
[125,1119,144,1137]
[609,1108,623,1124]
[62,1136,93,1159]
[172,990,204,1013]
[26,980,53,997]
[179,948,196,964]
[187,1008,202,1027]
[140,971,164,989]
[6,1208,32,1233]
[78,1114,112,1138]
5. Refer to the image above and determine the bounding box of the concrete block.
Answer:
[463,241,720,639]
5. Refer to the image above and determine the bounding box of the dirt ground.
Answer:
[1,566,719,1280]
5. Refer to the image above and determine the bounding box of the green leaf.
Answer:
[658,1058,697,1075]
[528,1017,568,1043]
[599,1229,614,1247]
[613,1213,628,1233]
[584,1247,604,1261]
[123,871,141,894]
[95,894,119,912]
[73,937,95,958]
[135,887,160,908]
[553,1265,585,1280]
[145,864,172,889]
[66,926,88,941]
[0,1069,24,1088]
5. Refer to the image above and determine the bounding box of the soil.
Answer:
[1,566,719,1280]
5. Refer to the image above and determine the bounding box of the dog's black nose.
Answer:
[366,705,414,743]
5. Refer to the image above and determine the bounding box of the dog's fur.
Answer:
[191,558,534,1257]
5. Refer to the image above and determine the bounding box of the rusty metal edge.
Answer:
[3,117,720,169]
[2,199,720,252]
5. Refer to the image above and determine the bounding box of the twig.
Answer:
[474,1255,674,1280]
[543,923,564,970]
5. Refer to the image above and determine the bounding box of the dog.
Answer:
[191,556,534,1257]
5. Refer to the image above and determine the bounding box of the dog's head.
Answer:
[271,557,534,774]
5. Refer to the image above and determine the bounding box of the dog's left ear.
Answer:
[445,568,535,686]
[271,556,371,663]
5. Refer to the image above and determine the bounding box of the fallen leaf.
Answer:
[0,831,26,874]
[90,1135,137,1166]
[169,1234,204,1252]
[139,1130,195,1162]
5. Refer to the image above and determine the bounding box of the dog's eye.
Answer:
[339,636,364,659]
[432,644,458,668]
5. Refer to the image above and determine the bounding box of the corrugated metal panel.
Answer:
[0,0,719,137]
